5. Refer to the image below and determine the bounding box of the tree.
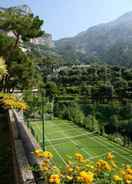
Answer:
[0,9,43,48]
[113,78,128,98]
[0,43,43,91]
[92,84,113,103]
[127,119,132,144]
[119,120,129,146]
[0,8,44,91]
[45,81,60,100]
[106,115,119,134]
[84,115,99,132]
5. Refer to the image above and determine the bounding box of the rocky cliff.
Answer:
[55,11,132,65]
[0,5,54,49]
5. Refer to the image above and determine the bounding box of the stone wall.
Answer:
[8,110,43,184]
[0,109,16,184]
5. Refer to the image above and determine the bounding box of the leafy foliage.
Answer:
[0,9,43,46]
[0,93,28,110]
[0,8,44,91]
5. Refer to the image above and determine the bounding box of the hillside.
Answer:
[55,12,132,66]
[2,5,132,66]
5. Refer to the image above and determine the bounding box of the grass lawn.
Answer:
[30,118,132,169]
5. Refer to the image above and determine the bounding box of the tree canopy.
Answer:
[0,8,44,92]
[0,10,43,48]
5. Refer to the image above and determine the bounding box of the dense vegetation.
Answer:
[0,7,44,92]
[42,64,132,147]
[1,4,132,184]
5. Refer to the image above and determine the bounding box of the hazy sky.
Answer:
[1,0,132,40]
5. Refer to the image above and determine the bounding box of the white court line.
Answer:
[55,127,93,158]
[46,140,70,147]
[45,124,78,130]
[45,131,96,143]
[64,123,132,162]
[89,152,107,160]
[37,120,132,160]
[95,136,132,159]
[67,135,92,157]
[45,121,78,128]
[46,138,110,161]
[46,125,96,158]
[100,135,132,155]
[34,120,132,163]
[35,122,130,165]
[70,138,92,157]
[89,136,132,163]
[45,122,94,158]
[46,127,80,135]
[46,135,67,166]
[75,128,132,162]
[47,140,107,161]
[57,122,132,163]
[36,124,63,168]
[29,124,58,168]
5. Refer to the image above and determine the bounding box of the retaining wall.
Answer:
[8,110,43,184]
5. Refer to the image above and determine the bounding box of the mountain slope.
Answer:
[55,12,132,66]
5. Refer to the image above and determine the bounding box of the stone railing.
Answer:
[8,110,43,184]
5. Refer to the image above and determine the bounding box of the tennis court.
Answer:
[30,118,132,169]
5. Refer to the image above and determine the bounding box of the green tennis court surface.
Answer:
[30,118,132,169]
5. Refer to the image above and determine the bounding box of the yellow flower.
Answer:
[126,168,132,175]
[106,152,113,160]
[124,174,132,181]
[33,150,132,184]
[66,165,73,173]
[96,160,112,172]
[34,150,53,159]
[121,166,132,183]
[42,151,53,159]
[80,171,94,184]
[113,175,122,183]
[41,160,49,171]
[125,180,132,184]
[34,149,43,158]
[49,174,60,184]
[1,94,28,111]
[75,153,85,162]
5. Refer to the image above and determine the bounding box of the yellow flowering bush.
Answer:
[75,152,85,162]
[113,175,122,183]
[49,175,60,184]
[0,93,28,111]
[33,150,132,184]
[96,159,112,172]
[79,171,94,183]
[122,166,132,184]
